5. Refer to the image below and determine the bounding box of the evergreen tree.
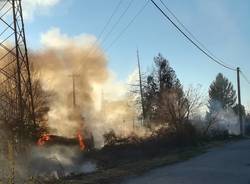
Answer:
[153,53,180,92]
[207,73,236,116]
[143,53,184,126]
[144,75,158,121]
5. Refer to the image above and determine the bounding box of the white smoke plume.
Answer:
[213,108,240,135]
[201,100,241,135]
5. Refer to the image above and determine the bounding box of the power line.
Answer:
[150,0,236,71]
[105,0,150,51]
[100,0,134,48]
[87,0,123,57]
[97,0,123,42]
[159,0,236,70]
[240,70,250,85]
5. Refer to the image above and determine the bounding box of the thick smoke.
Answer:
[31,28,143,147]
[31,45,108,138]
[0,29,140,181]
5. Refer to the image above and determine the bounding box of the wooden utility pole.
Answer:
[69,74,79,108]
[137,49,146,125]
[101,89,106,117]
[237,67,243,135]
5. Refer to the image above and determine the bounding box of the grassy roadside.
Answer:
[51,136,244,184]
[49,148,204,184]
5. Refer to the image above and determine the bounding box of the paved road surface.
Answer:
[123,139,250,184]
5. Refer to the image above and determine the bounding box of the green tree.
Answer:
[207,73,236,114]
[143,75,158,121]
[205,73,237,134]
[153,53,180,92]
[143,53,184,127]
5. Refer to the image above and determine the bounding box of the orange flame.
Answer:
[37,134,50,146]
[77,132,85,150]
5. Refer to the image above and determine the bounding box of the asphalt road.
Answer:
[123,139,250,184]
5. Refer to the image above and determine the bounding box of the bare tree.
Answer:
[0,62,52,143]
[184,85,204,120]
[157,85,204,131]
[203,112,219,136]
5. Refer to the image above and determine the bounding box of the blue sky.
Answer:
[24,0,250,111]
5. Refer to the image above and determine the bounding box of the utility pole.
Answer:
[137,49,146,125]
[101,89,106,115]
[69,74,79,108]
[237,67,243,136]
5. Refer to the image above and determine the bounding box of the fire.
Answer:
[37,132,86,151]
[37,134,51,146]
[77,131,85,150]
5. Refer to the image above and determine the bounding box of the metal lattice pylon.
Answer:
[0,0,35,140]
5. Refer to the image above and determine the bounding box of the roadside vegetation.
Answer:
[54,134,243,184]
[52,53,248,184]
[0,53,249,183]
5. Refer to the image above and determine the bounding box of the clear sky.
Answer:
[23,0,250,111]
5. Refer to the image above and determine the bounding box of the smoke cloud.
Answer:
[31,28,142,147]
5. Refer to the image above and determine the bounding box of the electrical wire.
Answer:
[96,0,123,43]
[86,0,123,57]
[105,0,150,51]
[150,0,236,71]
[159,0,236,70]
[100,0,134,47]
[240,70,250,85]
[87,0,134,57]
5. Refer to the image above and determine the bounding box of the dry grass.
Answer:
[50,146,205,184]
[49,136,244,184]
